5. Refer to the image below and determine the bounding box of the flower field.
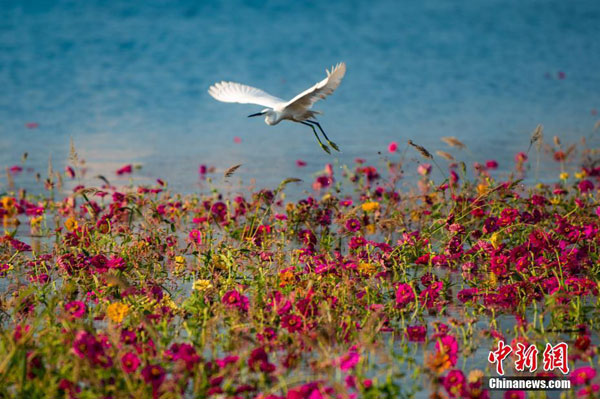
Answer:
[1,136,599,399]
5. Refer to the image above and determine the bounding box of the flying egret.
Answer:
[208,62,346,154]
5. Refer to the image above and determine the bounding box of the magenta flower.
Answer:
[116,164,133,175]
[388,142,398,153]
[142,364,166,388]
[405,325,427,342]
[443,369,466,398]
[345,218,361,232]
[339,350,360,371]
[579,179,594,193]
[571,366,597,385]
[222,290,249,311]
[189,229,202,245]
[121,352,140,373]
[486,160,498,169]
[436,335,459,366]
[65,301,86,320]
[395,283,415,309]
[296,159,307,167]
[281,314,303,333]
[107,256,126,271]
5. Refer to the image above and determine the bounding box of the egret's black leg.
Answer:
[300,121,330,154]
[307,120,340,152]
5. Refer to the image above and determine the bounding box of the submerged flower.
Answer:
[406,325,427,342]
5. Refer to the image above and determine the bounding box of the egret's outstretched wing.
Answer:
[283,63,346,113]
[208,81,285,108]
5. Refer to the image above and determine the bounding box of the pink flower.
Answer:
[388,142,398,153]
[515,152,528,163]
[395,283,415,309]
[107,256,126,271]
[571,366,597,385]
[189,229,202,245]
[417,163,432,176]
[222,290,249,312]
[443,369,466,398]
[65,166,76,178]
[436,335,459,366]
[339,350,360,371]
[233,136,242,143]
[9,165,22,174]
[504,391,525,399]
[281,314,303,333]
[345,218,361,232]
[198,164,207,175]
[486,160,498,169]
[121,352,140,373]
[65,301,86,320]
[296,159,307,167]
[116,164,133,175]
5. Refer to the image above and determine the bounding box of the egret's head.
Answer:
[248,109,278,125]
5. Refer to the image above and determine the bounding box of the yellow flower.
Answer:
[65,216,78,232]
[468,369,484,383]
[30,216,43,226]
[279,271,295,287]
[575,171,586,179]
[106,302,129,323]
[174,256,186,266]
[366,224,376,235]
[559,172,569,181]
[490,232,501,249]
[477,183,489,195]
[361,201,380,212]
[193,279,213,292]
[285,202,295,213]
[358,262,378,275]
[1,196,15,210]
[550,196,561,205]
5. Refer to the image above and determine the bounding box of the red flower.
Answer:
[281,314,303,333]
[121,352,140,373]
[142,364,166,388]
[116,164,133,175]
[221,290,249,311]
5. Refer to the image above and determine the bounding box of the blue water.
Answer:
[1,0,599,192]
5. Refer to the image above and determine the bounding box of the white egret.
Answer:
[208,62,346,154]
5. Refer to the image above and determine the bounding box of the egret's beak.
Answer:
[247,112,264,118]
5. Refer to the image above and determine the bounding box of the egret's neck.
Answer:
[264,111,281,125]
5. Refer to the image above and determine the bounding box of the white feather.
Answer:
[208,81,285,109]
